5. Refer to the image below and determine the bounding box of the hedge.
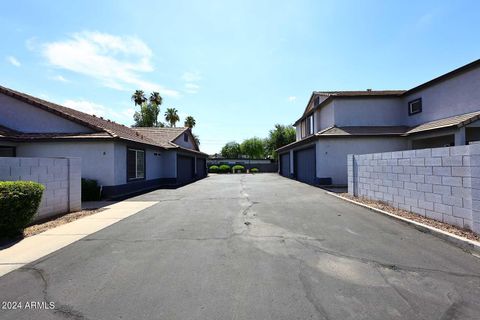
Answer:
[218,164,231,173]
[0,181,45,238]
[81,178,101,201]
[209,165,219,173]
[250,168,259,173]
[232,165,245,173]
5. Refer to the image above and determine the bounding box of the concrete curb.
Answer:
[325,191,480,256]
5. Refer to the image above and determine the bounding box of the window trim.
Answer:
[308,115,314,135]
[408,98,422,115]
[126,147,146,182]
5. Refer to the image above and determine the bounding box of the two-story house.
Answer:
[277,59,480,186]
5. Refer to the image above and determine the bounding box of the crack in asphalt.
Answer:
[20,266,90,320]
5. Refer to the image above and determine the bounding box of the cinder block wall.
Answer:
[0,157,81,221]
[348,144,480,234]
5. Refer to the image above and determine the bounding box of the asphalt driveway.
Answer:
[1,174,480,320]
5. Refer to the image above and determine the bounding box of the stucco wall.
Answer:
[316,137,408,185]
[317,101,335,131]
[348,144,480,234]
[333,98,404,127]
[0,157,81,221]
[173,132,196,149]
[403,67,480,127]
[0,93,94,133]
[16,141,116,186]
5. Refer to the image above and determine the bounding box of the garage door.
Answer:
[196,158,207,178]
[294,147,316,185]
[177,155,195,185]
[280,153,290,177]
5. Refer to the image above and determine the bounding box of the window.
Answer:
[301,119,307,138]
[127,148,145,180]
[0,146,15,157]
[408,98,422,115]
[308,115,314,135]
[184,133,188,142]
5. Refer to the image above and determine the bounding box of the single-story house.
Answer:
[277,59,480,186]
[0,85,208,198]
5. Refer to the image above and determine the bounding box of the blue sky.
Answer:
[1,1,479,154]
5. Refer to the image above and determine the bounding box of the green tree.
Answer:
[221,141,241,158]
[265,124,296,159]
[193,133,200,146]
[241,137,265,159]
[184,116,196,128]
[131,90,146,106]
[132,90,163,127]
[165,108,180,127]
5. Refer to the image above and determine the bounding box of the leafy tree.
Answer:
[132,90,163,127]
[221,141,241,159]
[265,124,296,159]
[184,116,196,128]
[165,108,180,127]
[192,133,200,146]
[241,137,265,159]
[131,90,147,106]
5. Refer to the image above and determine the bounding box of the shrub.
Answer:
[232,165,245,173]
[218,164,231,173]
[82,178,101,201]
[0,181,45,238]
[209,165,219,173]
[250,168,259,173]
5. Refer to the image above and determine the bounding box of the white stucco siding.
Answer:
[403,67,480,127]
[316,137,408,185]
[317,101,335,131]
[173,132,196,149]
[16,141,116,186]
[333,98,404,127]
[0,93,94,133]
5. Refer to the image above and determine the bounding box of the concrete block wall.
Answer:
[0,157,81,221]
[348,144,480,234]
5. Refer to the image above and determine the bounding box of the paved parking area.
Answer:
[1,174,480,319]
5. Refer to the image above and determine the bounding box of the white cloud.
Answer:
[63,99,133,123]
[288,96,297,102]
[51,75,69,82]
[185,83,200,94]
[182,71,202,94]
[182,71,202,82]
[7,56,21,67]
[42,31,179,97]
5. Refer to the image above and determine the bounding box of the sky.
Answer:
[1,0,479,154]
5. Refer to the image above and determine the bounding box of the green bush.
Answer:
[218,164,231,173]
[209,165,219,173]
[232,165,245,173]
[0,181,45,238]
[250,168,259,173]
[82,178,101,201]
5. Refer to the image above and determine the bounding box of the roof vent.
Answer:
[366,89,372,92]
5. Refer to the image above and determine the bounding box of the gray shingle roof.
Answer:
[405,111,480,135]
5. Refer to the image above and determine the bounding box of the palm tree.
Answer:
[165,108,180,127]
[131,90,146,106]
[184,116,196,128]
[149,92,162,106]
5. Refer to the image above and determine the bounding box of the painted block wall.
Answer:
[0,157,81,221]
[348,144,480,234]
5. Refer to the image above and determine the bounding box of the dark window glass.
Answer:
[184,133,188,142]
[408,98,422,115]
[0,147,15,157]
[127,148,145,180]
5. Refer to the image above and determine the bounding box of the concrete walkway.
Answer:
[0,174,480,320]
[0,201,157,277]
